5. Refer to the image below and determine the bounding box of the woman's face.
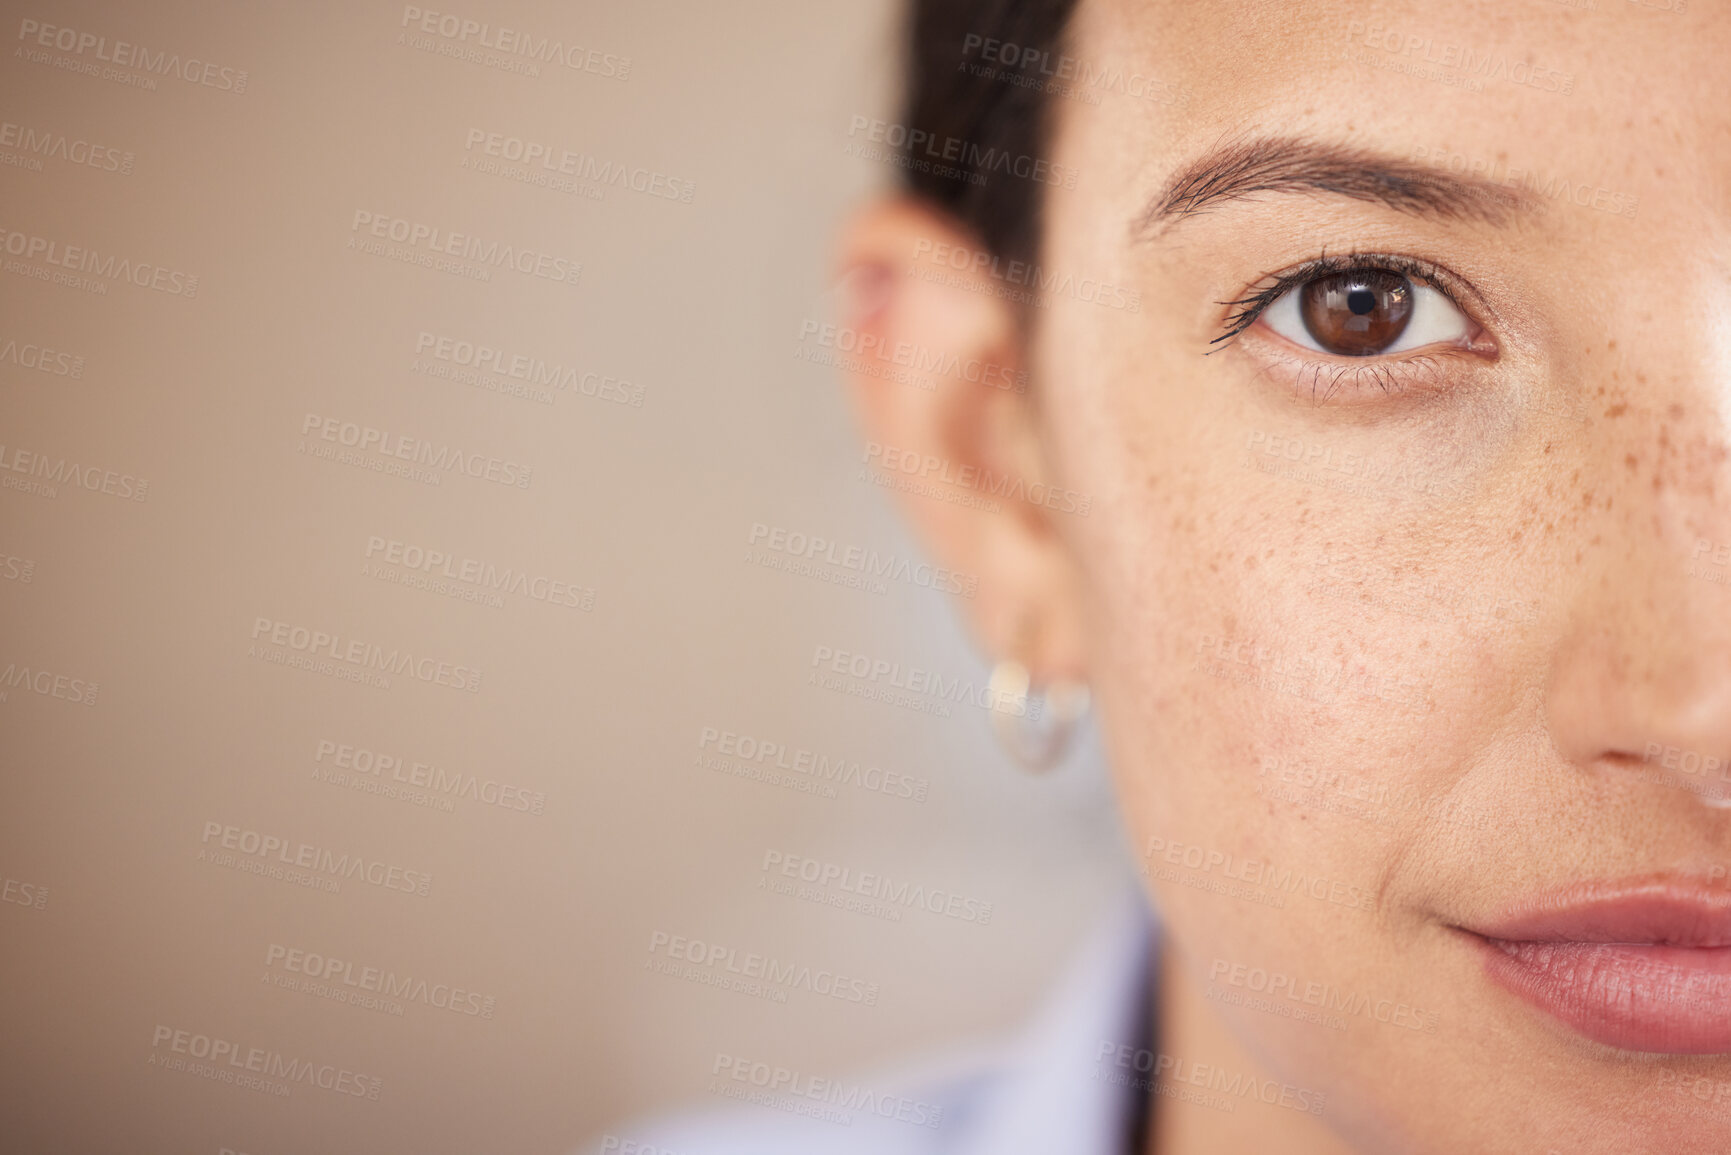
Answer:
[1031,0,1731,1149]
[845,0,1731,1150]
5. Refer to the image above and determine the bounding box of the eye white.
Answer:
[1259,277,1470,355]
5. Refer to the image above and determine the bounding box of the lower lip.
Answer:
[1474,935,1731,1053]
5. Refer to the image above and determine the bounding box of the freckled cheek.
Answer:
[1086,480,1458,862]
[1083,501,1305,829]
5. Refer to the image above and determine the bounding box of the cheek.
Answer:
[1055,355,1534,967]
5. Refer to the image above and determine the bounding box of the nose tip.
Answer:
[1546,618,1731,810]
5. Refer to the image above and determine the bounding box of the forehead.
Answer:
[1062,0,1728,225]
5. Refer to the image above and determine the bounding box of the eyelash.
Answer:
[1208,251,1460,352]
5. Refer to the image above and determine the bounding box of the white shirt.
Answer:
[592,889,1159,1155]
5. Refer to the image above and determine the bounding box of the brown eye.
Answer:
[1299,270,1413,356]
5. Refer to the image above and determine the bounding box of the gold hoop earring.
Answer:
[987,658,1091,774]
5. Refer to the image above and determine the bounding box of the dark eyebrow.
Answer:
[1136,135,1540,238]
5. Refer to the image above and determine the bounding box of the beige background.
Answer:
[0,3,1134,1152]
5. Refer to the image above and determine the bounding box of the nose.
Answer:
[1545,405,1731,806]
[1548,615,1731,806]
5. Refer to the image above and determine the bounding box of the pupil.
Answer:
[1347,288,1376,315]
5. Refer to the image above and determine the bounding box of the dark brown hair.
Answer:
[900,0,1082,269]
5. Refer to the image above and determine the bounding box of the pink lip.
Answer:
[1463,881,1731,1054]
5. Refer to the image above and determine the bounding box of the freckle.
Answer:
[1607,339,1617,351]
[1670,404,1685,420]
[1244,555,1258,570]
[1543,443,1553,455]
[1625,453,1639,471]
[1607,403,1628,418]
[1582,491,1594,507]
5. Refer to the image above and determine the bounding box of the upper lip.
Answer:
[1461,878,1731,948]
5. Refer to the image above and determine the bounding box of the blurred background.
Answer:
[0,2,1135,1152]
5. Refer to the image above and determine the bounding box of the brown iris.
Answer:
[1299,270,1413,356]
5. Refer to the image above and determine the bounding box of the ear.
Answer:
[834,197,1087,684]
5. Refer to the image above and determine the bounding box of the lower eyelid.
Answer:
[1237,336,1481,403]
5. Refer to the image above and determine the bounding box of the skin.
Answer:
[835,0,1731,1152]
